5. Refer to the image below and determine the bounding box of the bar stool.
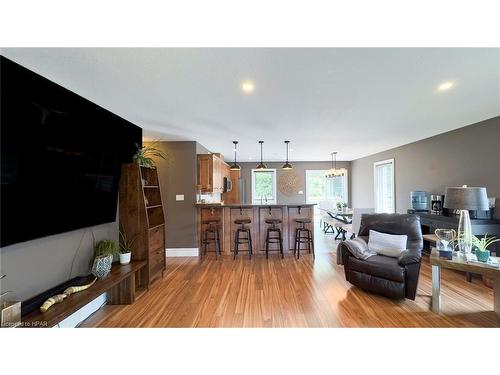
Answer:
[201,219,221,258]
[264,219,284,259]
[233,219,253,259]
[294,218,314,259]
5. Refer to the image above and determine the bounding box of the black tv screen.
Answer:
[1,56,142,247]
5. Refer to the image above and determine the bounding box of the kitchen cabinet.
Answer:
[197,154,213,192]
[223,169,240,204]
[197,154,228,193]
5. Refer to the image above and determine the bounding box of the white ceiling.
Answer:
[2,48,499,162]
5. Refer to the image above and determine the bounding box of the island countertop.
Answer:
[196,203,315,255]
[195,203,316,208]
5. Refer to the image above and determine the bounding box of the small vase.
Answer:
[91,254,113,278]
[475,249,490,262]
[119,252,131,265]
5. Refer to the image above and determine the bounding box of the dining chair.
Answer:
[318,200,335,232]
[338,208,375,240]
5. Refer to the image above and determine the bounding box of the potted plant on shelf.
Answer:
[119,230,137,265]
[336,202,342,211]
[471,234,500,288]
[472,234,500,262]
[91,239,120,278]
[93,239,120,261]
[133,142,166,169]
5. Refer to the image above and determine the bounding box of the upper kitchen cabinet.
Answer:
[197,154,229,193]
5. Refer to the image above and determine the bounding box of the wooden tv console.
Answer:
[21,261,146,328]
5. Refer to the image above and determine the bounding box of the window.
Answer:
[374,158,395,213]
[305,170,348,205]
[251,169,277,204]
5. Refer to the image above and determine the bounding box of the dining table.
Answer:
[325,208,353,224]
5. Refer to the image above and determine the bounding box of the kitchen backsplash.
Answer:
[198,192,222,203]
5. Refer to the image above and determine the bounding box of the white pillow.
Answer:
[368,230,407,258]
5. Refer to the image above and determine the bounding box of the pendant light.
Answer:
[282,141,293,170]
[230,140,241,171]
[256,140,267,169]
[325,151,347,178]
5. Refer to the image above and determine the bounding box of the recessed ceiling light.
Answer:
[438,81,454,91]
[241,80,255,93]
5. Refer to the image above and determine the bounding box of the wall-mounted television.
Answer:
[0,56,142,247]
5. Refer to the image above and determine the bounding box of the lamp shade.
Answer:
[443,186,489,210]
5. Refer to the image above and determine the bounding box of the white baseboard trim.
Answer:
[57,293,107,328]
[166,248,199,257]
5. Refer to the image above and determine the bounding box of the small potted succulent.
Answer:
[472,234,500,262]
[91,239,120,278]
[119,230,136,265]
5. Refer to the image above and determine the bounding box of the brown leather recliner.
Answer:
[338,213,423,300]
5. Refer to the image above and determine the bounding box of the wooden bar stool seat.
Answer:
[295,218,311,225]
[235,219,252,225]
[202,219,220,224]
[201,219,221,258]
[294,218,314,259]
[264,219,283,259]
[233,219,253,259]
[265,218,282,225]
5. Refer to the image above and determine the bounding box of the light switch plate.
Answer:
[175,194,184,201]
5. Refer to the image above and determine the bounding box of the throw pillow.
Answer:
[368,230,407,258]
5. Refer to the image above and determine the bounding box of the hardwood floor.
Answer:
[82,225,497,328]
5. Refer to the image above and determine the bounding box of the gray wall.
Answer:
[351,116,500,212]
[0,222,117,302]
[196,142,211,155]
[238,161,351,205]
[153,141,198,248]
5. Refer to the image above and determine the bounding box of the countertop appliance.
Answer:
[410,191,428,212]
[223,177,232,193]
[430,194,445,215]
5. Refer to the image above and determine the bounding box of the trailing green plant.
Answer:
[93,239,120,261]
[119,229,137,254]
[472,234,500,252]
[336,202,342,210]
[133,142,166,169]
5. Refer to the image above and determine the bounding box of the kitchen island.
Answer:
[196,203,316,256]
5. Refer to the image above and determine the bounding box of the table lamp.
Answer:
[443,185,489,256]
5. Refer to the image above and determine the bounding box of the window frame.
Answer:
[251,168,277,204]
[373,158,395,213]
[305,169,349,205]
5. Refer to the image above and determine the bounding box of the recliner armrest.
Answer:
[398,249,421,266]
[339,237,374,260]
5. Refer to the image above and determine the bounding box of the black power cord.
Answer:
[68,226,96,279]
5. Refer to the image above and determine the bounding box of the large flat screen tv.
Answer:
[1,56,142,247]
